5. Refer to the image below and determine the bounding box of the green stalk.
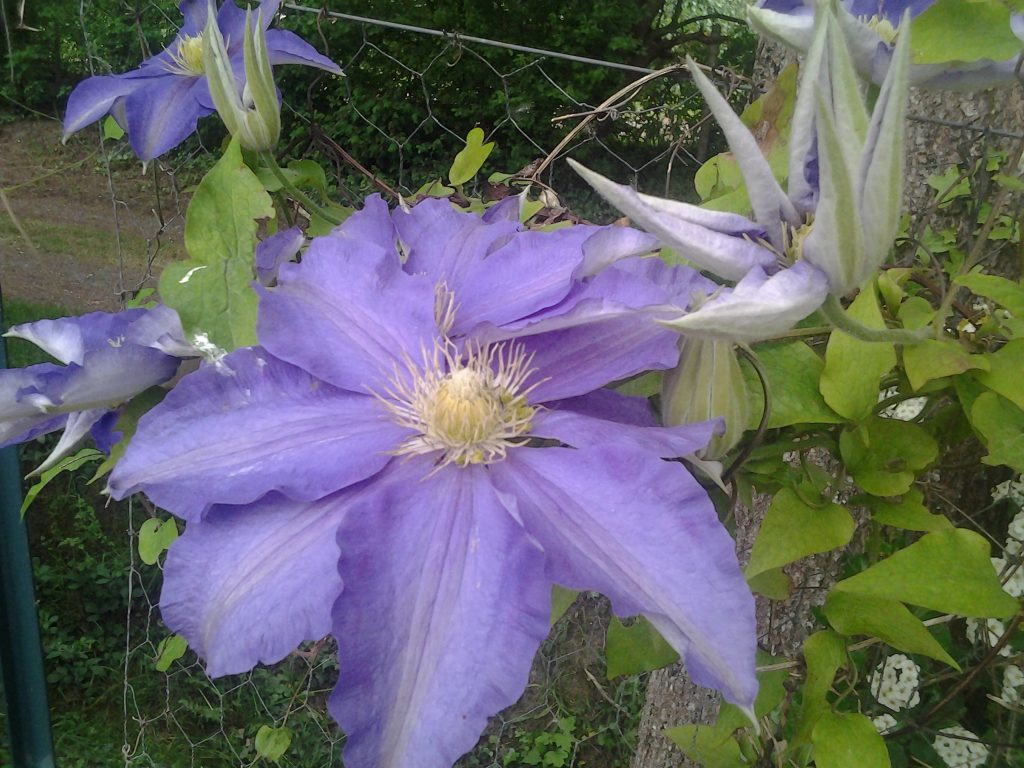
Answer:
[258,151,343,227]
[820,294,928,344]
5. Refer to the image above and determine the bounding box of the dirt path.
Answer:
[0,119,188,314]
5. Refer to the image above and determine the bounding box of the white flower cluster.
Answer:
[992,476,1024,507]
[964,617,1012,658]
[932,726,989,768]
[878,387,927,421]
[1005,507,1024,557]
[1002,664,1024,706]
[872,713,897,735]
[990,557,1024,599]
[870,654,921,711]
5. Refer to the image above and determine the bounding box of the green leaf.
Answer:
[975,339,1024,410]
[812,711,891,768]
[746,488,855,579]
[255,725,293,762]
[793,630,847,745]
[747,567,791,600]
[970,391,1024,472]
[154,634,188,672]
[903,338,989,391]
[605,616,679,678]
[840,417,938,497]
[866,489,953,532]
[138,517,179,566]
[102,115,125,141]
[910,0,1022,65]
[307,202,353,237]
[820,287,896,421]
[954,274,1024,319]
[255,159,328,194]
[665,722,745,768]
[824,590,958,667]
[742,341,842,429]
[833,528,1020,618]
[20,448,103,517]
[448,127,495,186]
[159,137,273,352]
[550,585,578,626]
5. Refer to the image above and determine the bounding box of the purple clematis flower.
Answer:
[1,305,192,472]
[62,0,341,161]
[571,1,910,341]
[106,195,757,768]
[750,0,1024,88]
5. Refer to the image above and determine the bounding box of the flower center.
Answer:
[379,338,538,469]
[166,33,206,76]
[865,15,898,46]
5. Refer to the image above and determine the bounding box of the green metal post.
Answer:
[0,291,56,768]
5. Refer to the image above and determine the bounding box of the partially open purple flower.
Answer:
[62,0,341,161]
[572,2,910,341]
[751,0,1024,88]
[107,195,757,768]
[0,305,191,472]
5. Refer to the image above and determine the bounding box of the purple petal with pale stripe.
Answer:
[331,458,550,768]
[108,347,403,520]
[662,260,829,342]
[395,197,521,283]
[6,309,147,364]
[266,29,344,74]
[160,490,348,677]
[0,413,67,450]
[30,408,109,475]
[568,160,777,281]
[124,74,209,162]
[258,236,437,393]
[63,75,146,138]
[493,420,757,711]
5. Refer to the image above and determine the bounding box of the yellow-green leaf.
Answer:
[866,489,953,532]
[812,711,890,768]
[746,488,855,579]
[903,338,988,391]
[824,591,958,667]
[154,634,188,672]
[820,287,896,421]
[605,616,678,679]
[448,127,495,186]
[833,529,1019,618]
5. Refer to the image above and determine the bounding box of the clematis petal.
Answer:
[394,197,521,283]
[660,261,829,342]
[160,490,348,677]
[265,29,344,74]
[258,237,437,393]
[686,56,800,247]
[6,309,148,365]
[176,0,209,38]
[332,194,396,250]
[567,160,777,281]
[0,413,67,450]
[124,73,210,161]
[330,458,550,768]
[857,11,909,283]
[255,226,304,286]
[30,408,108,476]
[108,347,403,520]
[62,75,145,139]
[493,425,757,711]
[123,304,194,358]
[534,407,720,459]
[519,313,680,403]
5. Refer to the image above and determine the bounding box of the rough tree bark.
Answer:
[629,39,1024,768]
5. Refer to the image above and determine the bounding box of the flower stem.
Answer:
[820,294,928,344]
[258,151,343,227]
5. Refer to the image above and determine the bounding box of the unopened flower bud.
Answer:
[203,3,280,151]
[661,336,749,459]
